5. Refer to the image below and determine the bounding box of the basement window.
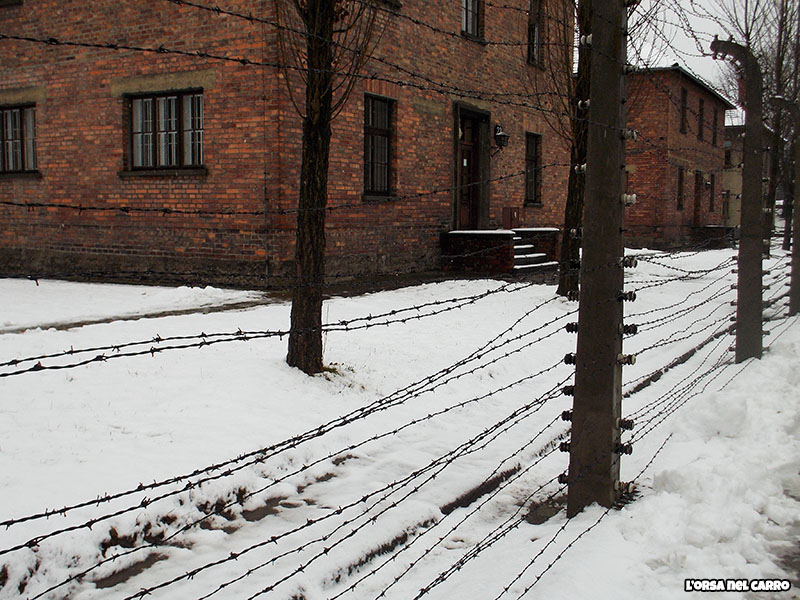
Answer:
[127,91,204,170]
[0,105,37,173]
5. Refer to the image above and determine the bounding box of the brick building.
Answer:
[0,0,571,287]
[722,124,775,228]
[624,65,735,249]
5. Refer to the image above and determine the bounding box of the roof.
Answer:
[632,64,736,110]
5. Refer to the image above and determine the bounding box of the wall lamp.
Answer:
[494,124,510,148]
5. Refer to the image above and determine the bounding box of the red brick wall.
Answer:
[0,0,571,286]
[624,69,728,249]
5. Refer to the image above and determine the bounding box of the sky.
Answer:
[632,0,750,122]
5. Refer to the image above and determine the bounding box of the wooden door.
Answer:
[458,115,480,229]
[693,171,704,226]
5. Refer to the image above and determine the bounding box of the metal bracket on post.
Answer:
[710,36,764,362]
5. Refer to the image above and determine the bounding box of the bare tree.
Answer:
[699,0,799,248]
[275,0,381,374]
[525,0,667,296]
[519,0,590,296]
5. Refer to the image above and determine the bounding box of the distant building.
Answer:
[624,65,735,249]
[722,124,777,228]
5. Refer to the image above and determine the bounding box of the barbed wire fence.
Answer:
[0,237,793,599]
[1,0,798,598]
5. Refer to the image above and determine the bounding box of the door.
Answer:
[693,171,704,226]
[458,115,480,229]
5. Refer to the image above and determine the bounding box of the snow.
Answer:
[512,227,560,233]
[0,279,266,332]
[446,230,515,235]
[0,247,797,600]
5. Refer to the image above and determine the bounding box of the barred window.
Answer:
[677,166,685,210]
[130,91,203,169]
[0,105,37,173]
[364,95,393,196]
[525,132,542,205]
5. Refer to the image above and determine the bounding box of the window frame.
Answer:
[0,103,38,175]
[527,0,544,66]
[712,107,718,146]
[524,132,542,206]
[697,98,705,141]
[679,88,688,134]
[363,94,394,199]
[676,166,685,210]
[461,0,484,41]
[126,89,204,172]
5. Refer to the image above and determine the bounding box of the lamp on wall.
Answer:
[494,124,509,148]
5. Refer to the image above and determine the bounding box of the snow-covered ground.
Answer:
[0,246,797,600]
[0,279,266,332]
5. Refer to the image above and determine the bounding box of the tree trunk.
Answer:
[764,0,788,257]
[784,165,794,251]
[783,5,800,251]
[287,1,336,375]
[556,0,591,297]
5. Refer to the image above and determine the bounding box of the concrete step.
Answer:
[513,260,559,272]
[514,252,548,267]
[513,243,536,255]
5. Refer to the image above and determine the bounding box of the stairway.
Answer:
[512,235,558,273]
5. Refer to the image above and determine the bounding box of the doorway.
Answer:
[693,170,704,226]
[458,114,480,229]
[454,106,490,230]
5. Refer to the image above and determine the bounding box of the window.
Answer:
[677,166,685,210]
[697,98,705,141]
[462,0,482,38]
[0,105,37,173]
[525,132,542,205]
[724,150,732,167]
[528,0,543,65]
[712,107,718,146]
[679,88,688,133]
[0,0,24,6]
[129,91,203,169]
[709,173,715,212]
[364,95,393,196]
